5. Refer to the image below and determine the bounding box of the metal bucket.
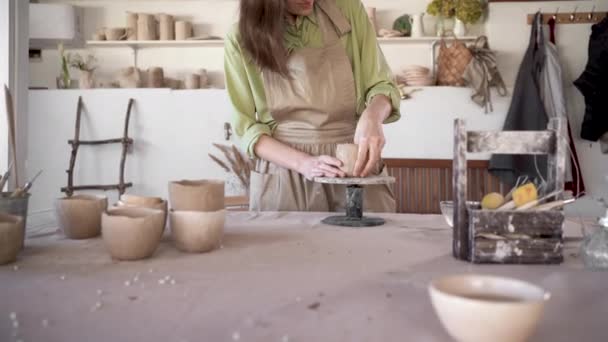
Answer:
[0,192,30,249]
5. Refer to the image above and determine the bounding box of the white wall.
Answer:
[0,0,12,180]
[24,0,608,224]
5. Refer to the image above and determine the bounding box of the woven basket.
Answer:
[436,34,473,87]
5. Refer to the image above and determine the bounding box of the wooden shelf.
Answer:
[377,36,478,43]
[86,40,224,48]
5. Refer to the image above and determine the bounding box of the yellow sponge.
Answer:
[481,192,505,209]
[512,183,538,208]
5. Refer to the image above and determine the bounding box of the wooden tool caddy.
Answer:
[452,117,567,264]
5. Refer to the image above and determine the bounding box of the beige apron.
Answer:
[250,0,395,213]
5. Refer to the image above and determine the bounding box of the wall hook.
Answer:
[588,6,595,21]
[224,122,233,141]
[569,6,577,22]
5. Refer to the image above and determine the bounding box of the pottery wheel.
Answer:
[314,176,395,227]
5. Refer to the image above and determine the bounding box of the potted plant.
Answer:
[68,53,98,89]
[426,0,484,36]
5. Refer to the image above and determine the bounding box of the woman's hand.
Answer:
[297,155,345,180]
[353,95,391,177]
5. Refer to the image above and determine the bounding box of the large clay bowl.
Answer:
[168,179,225,211]
[170,209,225,253]
[0,213,24,265]
[54,195,108,239]
[429,274,549,342]
[101,207,165,261]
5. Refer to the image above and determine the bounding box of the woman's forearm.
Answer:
[253,135,310,173]
[363,95,391,123]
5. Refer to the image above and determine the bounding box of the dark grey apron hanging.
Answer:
[489,12,548,187]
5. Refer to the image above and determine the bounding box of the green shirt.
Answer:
[224,0,401,156]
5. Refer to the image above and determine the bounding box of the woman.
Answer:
[224,0,401,212]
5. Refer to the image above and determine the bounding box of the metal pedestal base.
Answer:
[321,185,385,228]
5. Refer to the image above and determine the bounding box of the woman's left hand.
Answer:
[353,95,392,177]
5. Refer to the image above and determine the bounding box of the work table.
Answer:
[1,212,605,342]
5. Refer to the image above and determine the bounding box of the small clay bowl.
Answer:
[170,209,225,253]
[429,274,550,342]
[168,179,225,211]
[336,143,358,177]
[115,197,168,232]
[0,213,24,265]
[120,194,163,206]
[54,195,108,239]
[101,207,165,261]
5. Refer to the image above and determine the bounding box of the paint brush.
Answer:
[533,198,576,211]
[0,160,14,191]
[516,191,562,211]
[10,169,43,198]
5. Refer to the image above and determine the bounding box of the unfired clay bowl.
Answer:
[101,207,165,261]
[115,196,168,231]
[429,274,550,342]
[0,213,24,265]
[168,179,225,211]
[336,143,358,177]
[54,195,108,239]
[170,209,225,253]
[120,194,164,207]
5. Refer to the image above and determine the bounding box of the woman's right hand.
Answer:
[297,155,346,180]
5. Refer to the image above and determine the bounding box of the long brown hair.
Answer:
[238,0,289,76]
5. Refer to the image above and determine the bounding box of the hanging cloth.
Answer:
[489,12,548,187]
[542,17,586,196]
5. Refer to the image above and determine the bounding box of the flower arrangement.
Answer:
[68,53,98,72]
[426,0,484,24]
[58,43,71,89]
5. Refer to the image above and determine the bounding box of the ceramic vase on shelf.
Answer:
[435,15,446,37]
[454,19,467,36]
[79,70,95,89]
[411,13,425,37]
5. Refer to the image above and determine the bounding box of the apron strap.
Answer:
[316,0,352,37]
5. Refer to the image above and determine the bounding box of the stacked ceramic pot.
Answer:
[168,180,225,253]
[0,213,25,265]
[101,194,168,261]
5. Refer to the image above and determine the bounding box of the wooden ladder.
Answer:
[61,96,134,196]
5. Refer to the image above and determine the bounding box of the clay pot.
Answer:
[80,70,95,89]
[120,194,164,206]
[117,67,142,88]
[199,69,209,89]
[116,195,168,231]
[158,13,175,40]
[105,27,127,41]
[92,33,106,41]
[137,13,157,40]
[102,207,165,261]
[0,213,24,265]
[163,77,182,90]
[54,195,108,239]
[175,21,193,40]
[170,209,225,253]
[169,180,225,211]
[336,144,359,177]
[147,67,164,88]
[126,12,138,40]
[185,74,200,89]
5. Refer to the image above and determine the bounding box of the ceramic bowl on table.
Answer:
[0,213,24,265]
[429,274,550,342]
[102,207,165,261]
[168,179,225,211]
[170,209,225,253]
[54,194,108,239]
